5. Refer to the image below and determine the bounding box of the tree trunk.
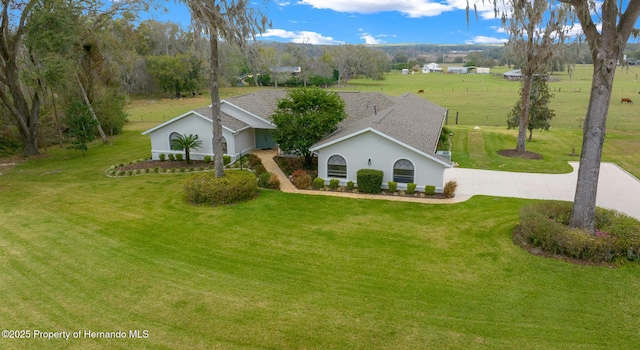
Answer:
[76,73,108,143]
[50,90,64,147]
[209,35,224,178]
[569,57,616,233]
[516,74,533,152]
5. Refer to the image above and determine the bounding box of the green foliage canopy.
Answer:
[507,76,555,141]
[271,87,347,164]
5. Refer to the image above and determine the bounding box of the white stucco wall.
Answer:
[234,128,255,158]
[147,114,236,161]
[315,131,448,192]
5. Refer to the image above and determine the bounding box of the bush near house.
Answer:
[517,201,640,263]
[347,181,355,190]
[388,181,398,192]
[444,180,458,198]
[159,154,166,161]
[357,169,383,194]
[313,177,325,189]
[168,153,175,161]
[292,170,313,189]
[406,183,417,194]
[175,154,184,161]
[329,179,340,190]
[184,170,257,206]
[425,185,436,195]
[258,172,280,190]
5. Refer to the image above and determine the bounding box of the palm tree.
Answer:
[170,134,202,164]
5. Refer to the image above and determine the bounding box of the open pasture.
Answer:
[1,65,640,349]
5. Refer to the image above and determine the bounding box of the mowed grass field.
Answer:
[1,65,640,349]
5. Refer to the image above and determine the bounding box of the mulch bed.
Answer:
[115,160,213,172]
[498,149,543,159]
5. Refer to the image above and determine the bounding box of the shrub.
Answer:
[292,169,312,189]
[518,201,640,263]
[223,155,231,165]
[387,181,397,192]
[159,154,166,161]
[253,164,267,176]
[175,154,184,162]
[268,173,281,190]
[247,154,262,168]
[184,170,257,206]
[443,180,457,198]
[168,153,175,161]
[274,156,306,175]
[329,179,340,190]
[180,168,186,172]
[357,169,383,194]
[347,181,355,190]
[313,177,325,189]
[406,183,417,194]
[153,167,159,173]
[203,155,212,163]
[258,172,272,188]
[425,185,436,195]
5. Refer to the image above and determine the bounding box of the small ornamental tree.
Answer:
[271,87,347,166]
[171,134,203,164]
[66,101,98,156]
[507,75,555,141]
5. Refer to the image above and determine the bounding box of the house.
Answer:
[447,66,474,74]
[476,67,490,74]
[269,66,301,76]
[142,90,453,191]
[503,69,522,81]
[422,63,443,73]
[401,68,409,74]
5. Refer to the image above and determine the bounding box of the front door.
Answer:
[255,129,276,149]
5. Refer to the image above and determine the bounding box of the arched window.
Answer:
[393,159,414,183]
[169,132,182,150]
[327,155,347,178]
[212,136,228,154]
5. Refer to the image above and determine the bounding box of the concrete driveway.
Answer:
[444,162,640,219]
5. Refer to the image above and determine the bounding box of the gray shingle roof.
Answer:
[312,93,448,157]
[193,106,250,132]
[224,89,449,162]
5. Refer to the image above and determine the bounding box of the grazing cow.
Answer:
[621,97,633,104]
[418,89,424,94]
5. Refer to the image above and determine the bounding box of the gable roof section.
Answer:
[310,93,452,167]
[141,108,249,135]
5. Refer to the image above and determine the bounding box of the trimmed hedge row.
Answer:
[518,201,640,263]
[184,170,257,206]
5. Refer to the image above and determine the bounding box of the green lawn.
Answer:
[2,66,640,349]
[2,143,640,349]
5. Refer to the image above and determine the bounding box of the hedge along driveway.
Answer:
[445,162,640,220]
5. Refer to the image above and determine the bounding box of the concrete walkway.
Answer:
[251,149,640,219]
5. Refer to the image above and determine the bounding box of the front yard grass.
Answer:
[1,138,640,349]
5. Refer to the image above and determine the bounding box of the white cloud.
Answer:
[360,34,384,44]
[297,0,454,18]
[260,28,345,44]
[465,35,508,44]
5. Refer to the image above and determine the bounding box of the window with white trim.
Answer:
[169,132,182,150]
[327,155,347,178]
[393,159,414,183]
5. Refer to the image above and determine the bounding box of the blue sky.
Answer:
[149,0,510,45]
